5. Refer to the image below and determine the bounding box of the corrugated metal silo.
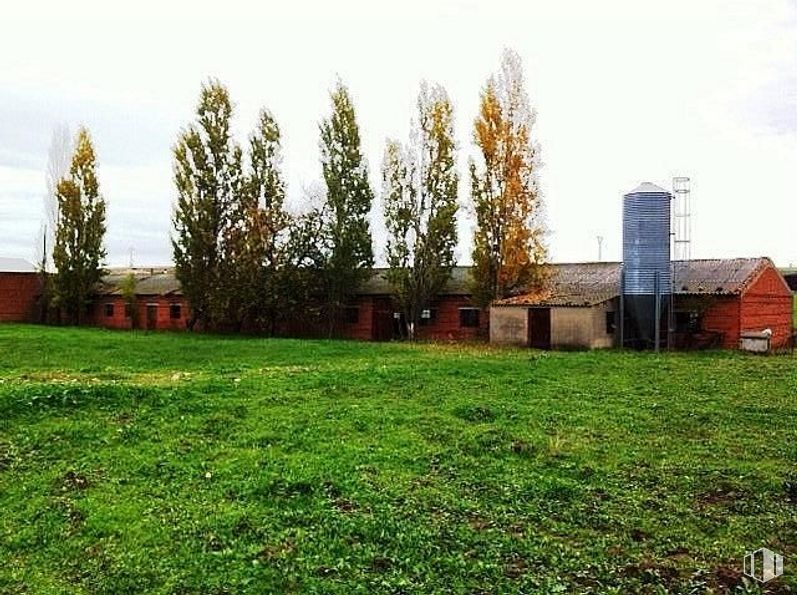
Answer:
[621,182,672,348]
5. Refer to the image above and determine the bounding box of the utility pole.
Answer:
[597,235,603,261]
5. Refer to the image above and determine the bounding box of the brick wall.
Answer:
[92,296,190,331]
[416,296,487,341]
[697,296,741,349]
[739,265,793,349]
[0,273,41,322]
[332,295,487,342]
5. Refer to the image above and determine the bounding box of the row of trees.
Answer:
[42,49,547,336]
[172,79,375,333]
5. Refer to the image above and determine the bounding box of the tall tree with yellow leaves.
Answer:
[52,128,107,324]
[469,49,547,307]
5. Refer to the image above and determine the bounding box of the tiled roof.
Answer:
[494,258,775,307]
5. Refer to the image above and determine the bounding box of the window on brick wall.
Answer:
[104,303,114,318]
[675,311,701,333]
[343,306,360,324]
[170,303,182,320]
[419,308,437,326]
[124,303,132,318]
[459,307,480,328]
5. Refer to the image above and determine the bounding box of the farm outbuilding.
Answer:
[92,269,190,331]
[284,266,488,341]
[16,257,784,350]
[0,258,41,323]
[491,258,793,350]
[93,266,487,339]
[490,262,619,349]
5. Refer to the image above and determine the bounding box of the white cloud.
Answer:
[1,0,795,267]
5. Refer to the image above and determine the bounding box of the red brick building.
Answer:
[333,267,487,341]
[7,258,785,350]
[0,258,41,323]
[91,269,190,331]
[95,266,487,340]
[491,258,793,350]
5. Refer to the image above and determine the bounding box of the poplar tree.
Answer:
[382,83,459,340]
[240,109,292,333]
[318,81,374,335]
[172,80,243,329]
[52,127,107,324]
[469,49,547,307]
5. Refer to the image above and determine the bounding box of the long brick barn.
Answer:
[1,257,792,350]
[93,266,487,340]
[0,258,41,323]
[91,268,191,331]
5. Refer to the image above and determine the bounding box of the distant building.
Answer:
[491,258,793,350]
[3,257,791,350]
[780,268,797,292]
[91,266,488,340]
[90,269,190,331]
[318,267,487,342]
[0,258,41,323]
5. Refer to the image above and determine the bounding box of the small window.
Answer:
[675,311,700,333]
[124,303,132,318]
[459,308,480,328]
[104,303,114,318]
[343,306,359,324]
[419,308,437,326]
[170,303,182,320]
[605,311,616,334]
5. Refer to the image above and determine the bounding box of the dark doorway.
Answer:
[371,298,394,342]
[146,304,158,330]
[528,308,551,349]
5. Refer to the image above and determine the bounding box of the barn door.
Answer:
[529,308,551,349]
[146,304,158,330]
[371,298,394,342]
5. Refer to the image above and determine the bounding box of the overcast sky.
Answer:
[1,0,796,267]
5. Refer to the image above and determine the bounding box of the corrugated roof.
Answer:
[496,262,621,307]
[96,258,776,304]
[672,258,770,295]
[98,271,182,297]
[98,266,472,298]
[494,258,774,307]
[0,257,36,273]
[359,266,471,295]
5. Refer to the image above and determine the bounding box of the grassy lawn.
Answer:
[0,325,795,594]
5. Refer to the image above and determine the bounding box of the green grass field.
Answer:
[0,325,795,594]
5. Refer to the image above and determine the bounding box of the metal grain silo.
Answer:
[621,182,672,348]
